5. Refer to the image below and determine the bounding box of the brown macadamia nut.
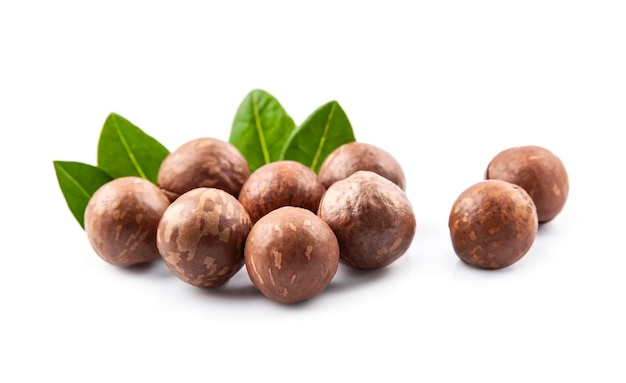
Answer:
[85,176,170,267]
[244,206,340,304]
[238,160,326,224]
[449,179,538,270]
[318,170,416,270]
[318,141,406,190]
[156,187,252,288]
[485,145,569,223]
[157,137,250,202]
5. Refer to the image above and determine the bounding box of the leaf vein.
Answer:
[252,91,271,164]
[114,118,147,179]
[311,102,336,170]
[57,164,91,199]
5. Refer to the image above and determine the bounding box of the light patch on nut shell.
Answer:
[204,256,215,271]
[219,227,230,243]
[273,250,282,269]
[115,224,122,241]
[249,253,265,285]
[175,191,222,261]
[225,201,235,219]
[268,268,276,286]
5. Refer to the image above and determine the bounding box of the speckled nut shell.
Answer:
[85,176,170,267]
[448,179,538,270]
[244,206,340,304]
[238,160,326,224]
[317,141,406,190]
[157,137,250,202]
[485,145,569,223]
[317,170,416,270]
[156,187,252,288]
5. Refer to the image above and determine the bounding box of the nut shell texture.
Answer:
[486,145,568,223]
[448,179,538,270]
[238,160,326,224]
[85,176,170,267]
[318,142,406,190]
[157,137,250,201]
[244,206,340,304]
[318,170,416,269]
[157,187,252,288]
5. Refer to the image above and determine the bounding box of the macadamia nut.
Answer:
[318,170,416,269]
[244,206,340,304]
[157,187,252,288]
[85,176,170,267]
[318,142,406,190]
[486,145,569,223]
[157,137,250,202]
[449,179,538,270]
[238,160,326,223]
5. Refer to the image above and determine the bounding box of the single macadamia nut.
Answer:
[485,145,569,223]
[318,170,416,269]
[85,176,170,267]
[157,137,250,202]
[157,187,252,288]
[238,160,326,224]
[318,142,406,190]
[244,206,340,304]
[449,179,538,270]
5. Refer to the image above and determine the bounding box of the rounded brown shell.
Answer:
[156,187,252,288]
[85,176,170,267]
[244,206,340,304]
[318,141,406,190]
[448,179,538,270]
[317,170,416,269]
[157,137,250,202]
[238,160,326,224]
[485,145,569,223]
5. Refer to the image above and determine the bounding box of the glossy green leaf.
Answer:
[97,113,169,184]
[53,161,113,229]
[229,89,296,172]
[280,100,356,173]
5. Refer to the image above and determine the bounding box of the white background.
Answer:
[2,1,624,381]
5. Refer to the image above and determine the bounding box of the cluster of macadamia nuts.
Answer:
[84,138,416,304]
[448,145,569,270]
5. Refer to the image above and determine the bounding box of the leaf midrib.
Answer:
[56,162,91,199]
[310,102,336,170]
[252,91,271,164]
[113,115,147,179]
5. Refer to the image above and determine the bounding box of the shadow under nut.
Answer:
[448,179,538,270]
[85,176,171,267]
[156,187,252,288]
[318,170,416,270]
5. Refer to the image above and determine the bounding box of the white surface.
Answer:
[2,1,624,381]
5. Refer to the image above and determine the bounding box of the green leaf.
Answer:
[229,89,296,172]
[97,113,169,184]
[280,100,356,173]
[53,161,113,229]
